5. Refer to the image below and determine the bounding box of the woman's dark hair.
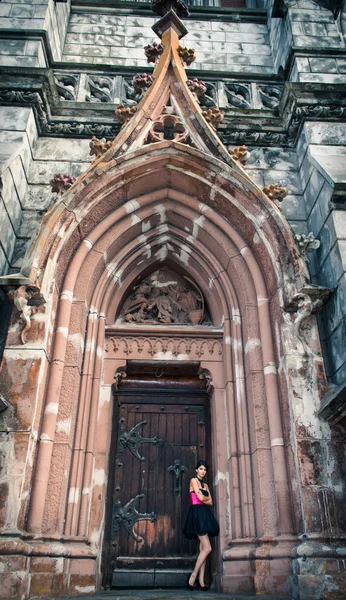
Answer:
[195,460,208,471]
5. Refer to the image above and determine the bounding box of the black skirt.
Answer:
[183,505,220,540]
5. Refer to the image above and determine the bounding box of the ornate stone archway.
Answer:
[0,4,344,596]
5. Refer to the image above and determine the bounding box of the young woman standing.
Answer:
[182,460,219,590]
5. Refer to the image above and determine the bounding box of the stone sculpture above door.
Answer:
[118,266,209,326]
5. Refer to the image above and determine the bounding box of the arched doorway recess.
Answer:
[0,142,328,597]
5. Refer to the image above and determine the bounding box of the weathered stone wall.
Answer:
[296,122,346,386]
[0,107,37,275]
[63,11,273,73]
[0,0,70,66]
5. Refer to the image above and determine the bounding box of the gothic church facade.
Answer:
[0,0,346,598]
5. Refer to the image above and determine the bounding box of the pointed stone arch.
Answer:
[5,137,324,596]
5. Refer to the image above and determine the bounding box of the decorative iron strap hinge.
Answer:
[116,418,164,461]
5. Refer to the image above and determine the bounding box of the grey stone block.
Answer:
[0,17,45,30]
[304,167,325,214]
[0,39,26,55]
[95,34,125,46]
[28,160,72,184]
[0,56,39,67]
[110,46,144,59]
[282,194,307,220]
[337,59,346,73]
[307,197,324,236]
[0,243,10,276]
[305,123,346,145]
[1,168,23,232]
[318,244,344,289]
[0,107,31,133]
[289,8,334,22]
[9,155,27,204]
[124,35,146,48]
[0,198,17,259]
[24,185,52,210]
[326,317,346,374]
[187,30,226,43]
[295,56,310,72]
[210,42,241,54]
[293,35,340,48]
[10,5,36,18]
[299,73,346,83]
[263,169,303,194]
[240,43,272,55]
[302,22,327,36]
[81,45,110,57]
[309,58,337,73]
[25,40,41,57]
[0,5,11,17]
[18,210,42,239]
[33,138,91,162]
[126,16,155,28]
[10,237,29,270]
[333,211,346,241]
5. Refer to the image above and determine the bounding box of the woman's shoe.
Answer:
[199,585,209,591]
[186,574,195,590]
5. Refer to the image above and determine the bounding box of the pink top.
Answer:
[190,491,204,506]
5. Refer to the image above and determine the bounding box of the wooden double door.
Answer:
[103,387,210,588]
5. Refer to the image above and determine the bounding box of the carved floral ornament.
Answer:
[118,267,208,325]
[89,136,112,160]
[115,104,137,127]
[146,113,190,144]
[228,145,250,166]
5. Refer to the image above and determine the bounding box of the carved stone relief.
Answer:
[119,267,208,325]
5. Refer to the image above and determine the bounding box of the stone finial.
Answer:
[294,232,320,261]
[152,0,189,18]
[89,136,112,160]
[202,107,224,129]
[187,78,207,102]
[228,145,250,166]
[262,183,288,206]
[177,46,196,66]
[132,73,153,97]
[50,173,76,195]
[144,42,164,64]
[115,104,137,127]
[7,285,35,345]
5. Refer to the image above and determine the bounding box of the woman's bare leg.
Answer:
[188,534,211,586]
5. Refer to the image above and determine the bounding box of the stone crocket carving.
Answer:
[89,136,112,160]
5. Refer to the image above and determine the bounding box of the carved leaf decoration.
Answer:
[258,85,283,110]
[86,76,113,103]
[224,83,251,109]
[54,74,78,101]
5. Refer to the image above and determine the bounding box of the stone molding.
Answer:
[1,70,346,146]
[105,335,223,359]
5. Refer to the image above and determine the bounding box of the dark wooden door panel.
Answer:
[104,392,209,588]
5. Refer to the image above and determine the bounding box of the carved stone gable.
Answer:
[119,267,209,325]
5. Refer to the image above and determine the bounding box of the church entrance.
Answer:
[102,361,211,588]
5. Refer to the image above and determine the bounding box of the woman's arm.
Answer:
[190,478,213,505]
